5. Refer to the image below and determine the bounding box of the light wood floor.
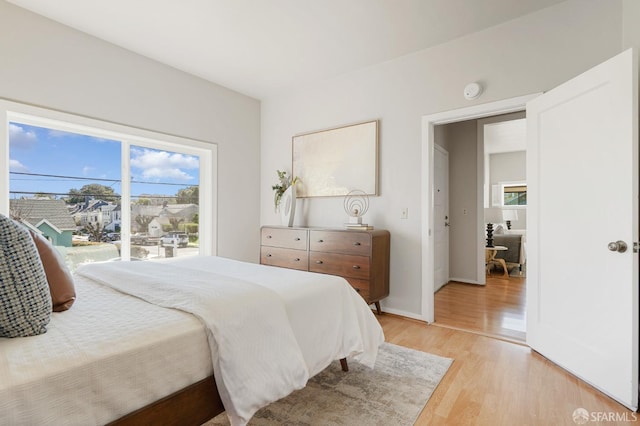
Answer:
[379,314,639,425]
[434,274,526,343]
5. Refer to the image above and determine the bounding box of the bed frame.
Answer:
[108,376,223,426]
[108,359,348,425]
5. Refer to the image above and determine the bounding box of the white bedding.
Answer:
[0,273,212,426]
[0,256,384,426]
[76,256,384,425]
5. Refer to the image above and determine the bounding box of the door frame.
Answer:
[420,93,541,322]
[433,144,450,291]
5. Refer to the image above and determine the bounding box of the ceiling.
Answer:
[8,0,566,100]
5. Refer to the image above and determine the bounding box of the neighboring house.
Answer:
[70,199,121,231]
[105,204,121,232]
[131,203,197,233]
[9,199,76,247]
[147,218,163,237]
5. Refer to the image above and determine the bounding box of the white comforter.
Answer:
[76,256,384,425]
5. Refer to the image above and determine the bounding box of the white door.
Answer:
[434,145,449,291]
[527,48,638,410]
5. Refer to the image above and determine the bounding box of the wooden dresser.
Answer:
[260,226,390,314]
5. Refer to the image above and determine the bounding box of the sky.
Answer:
[9,122,199,201]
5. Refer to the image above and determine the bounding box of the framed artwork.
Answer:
[292,120,378,197]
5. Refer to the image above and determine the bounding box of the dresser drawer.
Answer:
[351,287,370,301]
[309,252,370,280]
[260,246,308,271]
[345,277,370,291]
[309,230,371,255]
[261,227,307,250]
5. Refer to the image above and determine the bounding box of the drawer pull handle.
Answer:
[317,239,324,243]
[266,235,272,239]
[352,265,361,269]
[294,258,300,262]
[294,237,301,241]
[316,260,323,264]
[355,288,361,293]
[266,254,272,257]
[353,242,361,246]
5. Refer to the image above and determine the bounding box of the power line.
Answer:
[9,190,183,200]
[10,171,199,187]
[11,171,119,183]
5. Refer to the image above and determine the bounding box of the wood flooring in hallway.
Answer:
[434,274,526,343]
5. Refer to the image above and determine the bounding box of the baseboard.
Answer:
[379,307,426,322]
[447,277,484,285]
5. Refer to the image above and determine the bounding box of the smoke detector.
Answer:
[463,82,483,100]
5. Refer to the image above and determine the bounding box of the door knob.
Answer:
[607,240,628,253]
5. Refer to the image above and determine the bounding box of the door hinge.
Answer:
[634,242,639,253]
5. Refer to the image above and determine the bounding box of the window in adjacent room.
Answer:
[503,183,527,206]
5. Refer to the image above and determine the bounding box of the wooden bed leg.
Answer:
[374,301,382,315]
[340,358,349,372]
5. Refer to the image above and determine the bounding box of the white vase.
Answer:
[279,185,296,227]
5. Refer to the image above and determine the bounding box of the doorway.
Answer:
[431,113,527,342]
[421,49,639,411]
[420,93,540,324]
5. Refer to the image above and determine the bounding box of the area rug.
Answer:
[205,342,453,426]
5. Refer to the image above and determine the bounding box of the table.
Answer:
[485,245,509,278]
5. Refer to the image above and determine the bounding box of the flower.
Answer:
[271,170,299,212]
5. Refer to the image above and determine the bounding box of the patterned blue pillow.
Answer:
[0,214,52,337]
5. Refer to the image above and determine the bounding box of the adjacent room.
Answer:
[1,1,638,425]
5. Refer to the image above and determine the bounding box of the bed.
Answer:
[0,255,385,426]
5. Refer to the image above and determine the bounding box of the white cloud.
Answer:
[130,148,198,181]
[48,129,109,142]
[47,129,75,138]
[82,166,94,176]
[9,159,28,172]
[9,124,37,149]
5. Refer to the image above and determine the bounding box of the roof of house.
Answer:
[10,199,76,231]
[132,204,197,217]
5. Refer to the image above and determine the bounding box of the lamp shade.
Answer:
[502,209,519,221]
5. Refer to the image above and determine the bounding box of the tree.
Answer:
[9,201,32,222]
[34,193,54,199]
[176,185,199,204]
[135,215,154,232]
[67,184,119,204]
[169,217,184,231]
[84,221,103,242]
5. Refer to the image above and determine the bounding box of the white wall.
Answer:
[0,1,261,262]
[260,0,627,316]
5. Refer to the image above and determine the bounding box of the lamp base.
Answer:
[486,223,494,247]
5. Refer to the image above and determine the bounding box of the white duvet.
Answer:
[76,256,384,426]
[0,273,212,426]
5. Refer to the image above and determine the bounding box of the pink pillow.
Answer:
[29,231,76,312]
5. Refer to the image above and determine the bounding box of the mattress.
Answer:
[0,274,212,426]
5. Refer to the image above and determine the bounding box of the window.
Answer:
[1,101,216,270]
[492,182,527,207]
[503,184,527,206]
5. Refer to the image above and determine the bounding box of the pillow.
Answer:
[0,214,52,337]
[29,231,76,312]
